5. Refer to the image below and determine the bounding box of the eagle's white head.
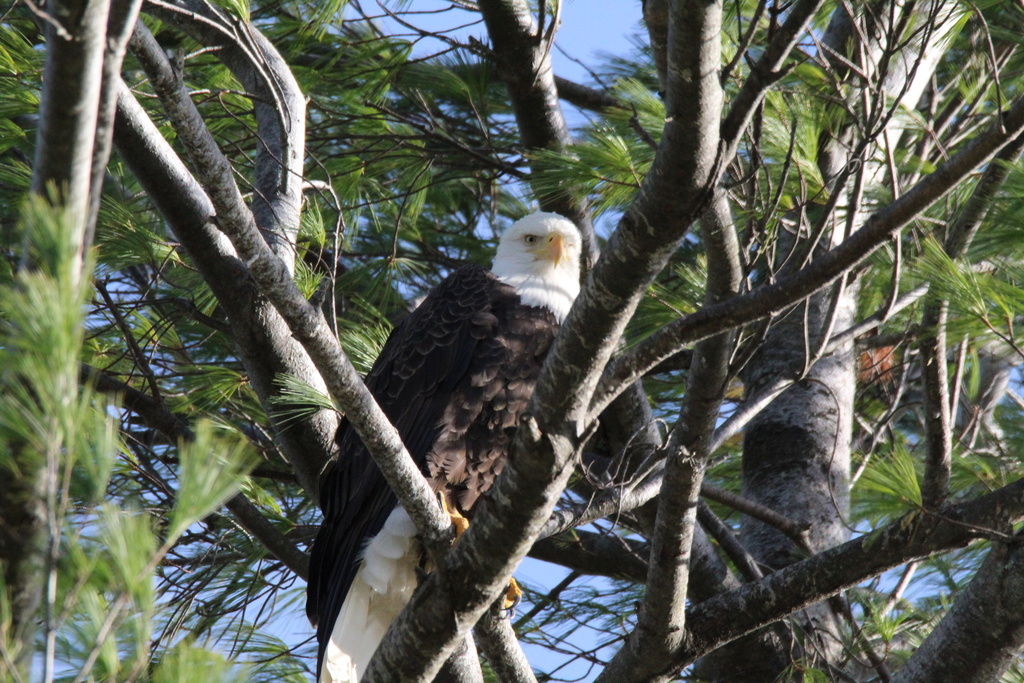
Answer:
[492,212,582,323]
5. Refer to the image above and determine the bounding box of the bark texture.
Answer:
[892,531,1024,683]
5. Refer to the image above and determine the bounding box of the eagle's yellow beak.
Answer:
[543,233,566,267]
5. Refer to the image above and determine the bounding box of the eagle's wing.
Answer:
[306,264,502,646]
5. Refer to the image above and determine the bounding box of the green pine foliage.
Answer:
[5,0,1024,679]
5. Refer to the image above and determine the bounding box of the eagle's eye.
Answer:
[524,235,539,245]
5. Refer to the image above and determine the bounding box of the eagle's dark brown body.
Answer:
[306,264,559,673]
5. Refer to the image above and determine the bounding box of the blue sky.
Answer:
[387,0,643,85]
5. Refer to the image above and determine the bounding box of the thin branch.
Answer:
[697,501,763,582]
[919,128,1024,508]
[701,483,810,542]
[591,91,1024,416]
[919,301,951,509]
[530,530,648,583]
[113,79,333,503]
[720,0,826,160]
[554,75,622,112]
[82,364,311,579]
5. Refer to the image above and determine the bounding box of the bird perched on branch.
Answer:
[306,212,583,682]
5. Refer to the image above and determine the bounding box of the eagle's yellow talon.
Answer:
[451,512,470,537]
[503,577,522,614]
[441,495,471,539]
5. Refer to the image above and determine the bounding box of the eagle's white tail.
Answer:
[321,508,420,683]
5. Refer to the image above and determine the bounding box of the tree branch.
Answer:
[920,129,1024,507]
[891,529,1024,683]
[478,0,597,264]
[591,91,1024,415]
[720,0,826,160]
[126,22,452,558]
[476,603,538,683]
[86,0,142,246]
[530,530,648,583]
[675,479,1024,676]
[82,364,311,580]
[113,82,334,502]
[13,2,113,678]
[31,0,109,222]
[145,0,305,266]
[554,75,622,113]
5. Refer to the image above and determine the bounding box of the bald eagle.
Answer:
[306,213,583,682]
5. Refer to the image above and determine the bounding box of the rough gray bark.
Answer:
[892,530,1024,683]
[126,21,452,554]
[698,3,964,679]
[596,0,744,668]
[731,274,856,681]
[113,82,333,503]
[475,604,538,683]
[662,476,1024,676]
[30,0,109,218]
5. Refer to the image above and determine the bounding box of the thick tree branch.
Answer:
[891,529,1024,683]
[145,0,305,266]
[11,2,113,678]
[126,22,452,558]
[476,603,538,683]
[113,83,333,502]
[478,0,597,264]
[530,530,648,583]
[602,14,739,668]
[31,0,109,221]
[673,479,1024,677]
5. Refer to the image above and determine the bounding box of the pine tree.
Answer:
[3,1,1024,681]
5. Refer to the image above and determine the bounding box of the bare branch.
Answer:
[530,530,648,583]
[86,0,143,246]
[920,129,1024,507]
[892,529,1024,683]
[679,478,1024,675]
[554,75,622,113]
[919,302,952,508]
[592,91,1024,414]
[720,0,827,160]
